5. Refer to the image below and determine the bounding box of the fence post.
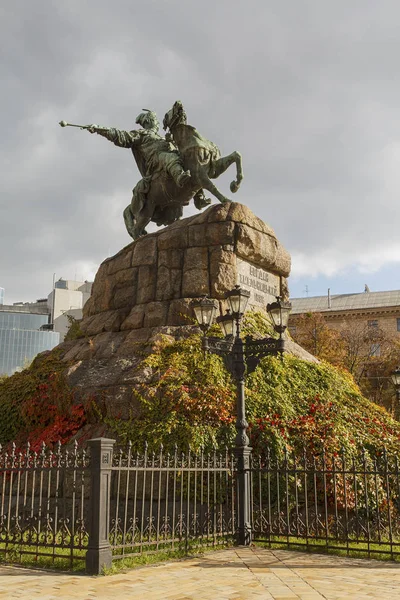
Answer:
[85,437,115,575]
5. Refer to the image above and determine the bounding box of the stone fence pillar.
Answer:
[85,437,115,575]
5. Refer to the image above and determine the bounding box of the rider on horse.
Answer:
[88,109,191,219]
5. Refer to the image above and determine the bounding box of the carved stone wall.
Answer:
[79,201,290,341]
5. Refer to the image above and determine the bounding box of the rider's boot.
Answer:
[194,190,212,209]
[169,164,191,187]
[176,170,191,187]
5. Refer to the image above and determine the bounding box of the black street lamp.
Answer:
[390,367,400,419]
[192,285,291,545]
[192,296,219,333]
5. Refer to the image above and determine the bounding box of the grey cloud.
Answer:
[2,1,400,303]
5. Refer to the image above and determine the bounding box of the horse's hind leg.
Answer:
[124,201,152,240]
[124,201,150,240]
[193,189,212,210]
[200,177,230,204]
[132,208,152,239]
[123,205,136,240]
[209,151,243,193]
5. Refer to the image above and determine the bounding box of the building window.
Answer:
[55,279,67,290]
[368,319,378,328]
[370,343,381,357]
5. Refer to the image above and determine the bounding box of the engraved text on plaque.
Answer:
[236,258,280,309]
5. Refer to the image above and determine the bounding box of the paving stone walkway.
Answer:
[1,547,400,599]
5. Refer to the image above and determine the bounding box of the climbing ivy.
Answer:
[64,315,85,341]
[0,351,87,450]
[103,330,400,456]
[1,310,400,457]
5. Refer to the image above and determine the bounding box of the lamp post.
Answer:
[390,367,400,419]
[192,285,291,545]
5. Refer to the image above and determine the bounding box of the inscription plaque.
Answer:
[236,258,280,310]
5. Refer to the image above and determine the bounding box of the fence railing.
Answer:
[0,441,89,568]
[251,448,400,559]
[109,443,236,559]
[0,439,399,573]
[0,438,236,573]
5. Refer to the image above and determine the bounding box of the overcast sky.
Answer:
[1,0,400,304]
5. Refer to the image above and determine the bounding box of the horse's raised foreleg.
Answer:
[209,151,243,193]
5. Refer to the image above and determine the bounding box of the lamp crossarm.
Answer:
[202,335,286,378]
[244,337,286,374]
[245,336,285,353]
[202,336,234,357]
[202,336,237,378]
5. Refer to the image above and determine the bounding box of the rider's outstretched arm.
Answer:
[88,126,139,148]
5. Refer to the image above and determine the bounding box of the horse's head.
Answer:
[163,100,187,131]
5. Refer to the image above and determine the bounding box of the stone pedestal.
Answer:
[55,202,315,420]
[79,201,290,348]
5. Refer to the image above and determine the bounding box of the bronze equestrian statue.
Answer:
[59,101,243,240]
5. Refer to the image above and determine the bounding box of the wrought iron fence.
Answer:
[0,441,89,568]
[0,438,236,572]
[109,443,236,559]
[1,438,400,573]
[251,447,400,559]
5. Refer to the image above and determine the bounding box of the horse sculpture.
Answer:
[163,100,243,201]
[124,101,243,238]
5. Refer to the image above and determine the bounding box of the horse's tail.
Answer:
[123,205,136,240]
